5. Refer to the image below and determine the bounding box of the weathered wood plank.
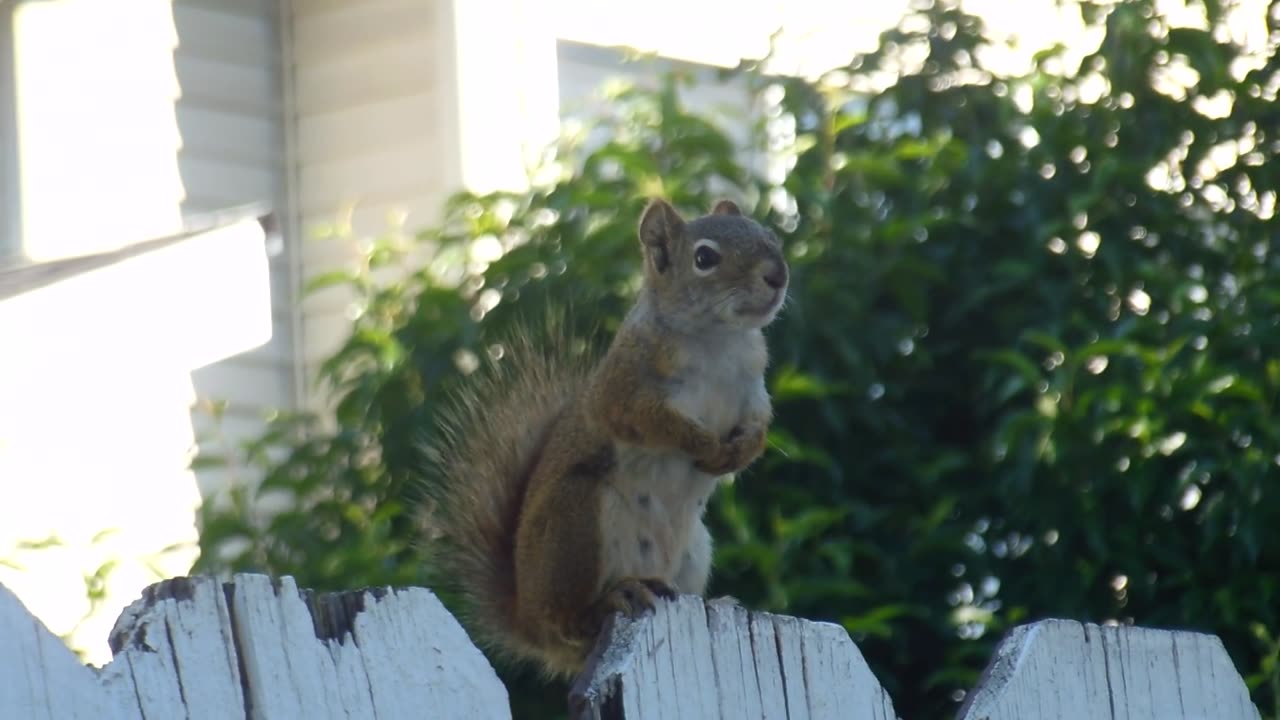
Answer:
[106,576,243,718]
[957,619,1262,720]
[137,575,510,719]
[2,574,510,719]
[569,596,897,720]
[0,582,138,719]
[5,574,1267,720]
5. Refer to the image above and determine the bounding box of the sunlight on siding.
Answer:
[553,0,909,75]
[11,0,185,261]
[0,219,271,665]
[450,0,561,194]
[553,0,1271,80]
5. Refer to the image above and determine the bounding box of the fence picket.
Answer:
[957,619,1261,720]
[0,577,1264,719]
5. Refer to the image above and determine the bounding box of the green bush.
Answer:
[194,1,1280,716]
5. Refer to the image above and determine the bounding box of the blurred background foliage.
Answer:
[193,0,1280,716]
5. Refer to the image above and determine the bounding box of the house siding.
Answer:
[5,0,296,453]
[0,217,273,667]
[555,40,774,184]
[169,0,299,451]
[0,5,19,259]
[288,0,462,390]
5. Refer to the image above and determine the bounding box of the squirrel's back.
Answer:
[420,323,592,667]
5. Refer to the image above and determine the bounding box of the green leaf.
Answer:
[304,269,361,295]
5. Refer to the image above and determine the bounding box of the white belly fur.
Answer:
[599,329,770,592]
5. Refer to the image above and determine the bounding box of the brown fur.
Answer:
[421,323,593,669]
[423,199,788,679]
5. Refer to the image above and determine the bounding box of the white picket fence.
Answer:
[0,574,1262,719]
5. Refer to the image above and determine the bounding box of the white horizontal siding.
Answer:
[0,218,270,664]
[12,0,185,259]
[191,356,294,414]
[3,1,293,664]
[291,0,368,18]
[292,0,437,67]
[1,5,20,259]
[300,201,439,270]
[175,54,280,117]
[180,156,280,208]
[175,0,275,18]
[172,3,276,69]
[266,260,293,316]
[289,0,460,402]
[297,91,438,165]
[301,309,357,367]
[294,199,438,368]
[225,311,294,365]
[336,201,445,241]
[175,106,282,165]
[556,40,768,178]
[297,138,445,217]
[171,2,297,437]
[293,39,439,116]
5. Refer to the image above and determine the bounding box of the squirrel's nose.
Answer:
[762,261,788,290]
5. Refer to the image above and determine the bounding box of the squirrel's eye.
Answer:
[693,244,721,273]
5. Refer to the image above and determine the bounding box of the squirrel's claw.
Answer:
[694,424,767,475]
[598,577,677,620]
[640,577,678,600]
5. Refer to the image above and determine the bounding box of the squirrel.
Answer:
[423,197,789,679]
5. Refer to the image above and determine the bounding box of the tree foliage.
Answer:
[194,1,1280,716]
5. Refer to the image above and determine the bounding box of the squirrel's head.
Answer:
[637,198,789,332]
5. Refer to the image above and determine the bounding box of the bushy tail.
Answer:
[419,321,593,668]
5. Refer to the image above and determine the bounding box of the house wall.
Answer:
[0,6,19,260]
[554,40,774,184]
[7,0,297,443]
[287,0,461,383]
[10,1,185,259]
[286,0,559,394]
[0,218,272,666]
[168,0,298,455]
[0,0,294,664]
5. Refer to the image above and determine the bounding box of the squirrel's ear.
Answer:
[711,200,742,216]
[638,199,684,273]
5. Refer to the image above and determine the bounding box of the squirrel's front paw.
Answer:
[694,424,767,475]
[598,577,677,619]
